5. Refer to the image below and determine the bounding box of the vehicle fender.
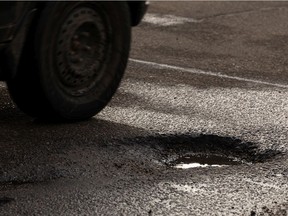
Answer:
[128,1,148,26]
[0,8,37,80]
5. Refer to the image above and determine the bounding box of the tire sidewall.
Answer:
[35,2,131,119]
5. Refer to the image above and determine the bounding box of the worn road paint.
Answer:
[130,58,288,89]
[143,13,202,26]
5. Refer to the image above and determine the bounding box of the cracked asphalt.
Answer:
[0,2,288,215]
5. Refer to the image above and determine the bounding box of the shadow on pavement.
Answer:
[0,89,284,187]
[0,197,15,207]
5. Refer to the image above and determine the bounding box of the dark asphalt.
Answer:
[0,2,288,215]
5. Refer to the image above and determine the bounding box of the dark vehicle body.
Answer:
[0,1,147,121]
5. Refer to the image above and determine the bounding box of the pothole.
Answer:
[121,134,282,169]
[170,154,243,169]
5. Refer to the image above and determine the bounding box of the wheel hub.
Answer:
[56,7,108,95]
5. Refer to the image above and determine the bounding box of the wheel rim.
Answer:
[55,7,110,96]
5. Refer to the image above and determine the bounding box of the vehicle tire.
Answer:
[7,2,131,121]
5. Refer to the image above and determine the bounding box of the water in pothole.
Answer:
[170,154,243,169]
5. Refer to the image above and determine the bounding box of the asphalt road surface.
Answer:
[1,2,288,215]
